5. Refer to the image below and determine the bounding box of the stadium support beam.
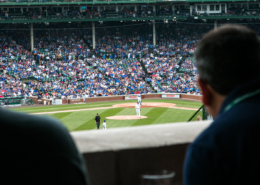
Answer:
[30,23,34,52]
[153,21,156,46]
[214,20,217,30]
[92,22,95,50]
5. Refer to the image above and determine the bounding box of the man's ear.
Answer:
[198,78,212,106]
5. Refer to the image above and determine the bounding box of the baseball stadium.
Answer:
[1,0,259,184]
[10,97,203,131]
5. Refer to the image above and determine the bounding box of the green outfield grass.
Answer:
[10,99,202,131]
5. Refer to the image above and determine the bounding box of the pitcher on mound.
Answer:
[135,102,141,118]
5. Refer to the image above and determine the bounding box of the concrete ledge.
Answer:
[71,121,211,185]
[71,121,211,153]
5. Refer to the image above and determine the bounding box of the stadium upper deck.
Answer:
[0,0,256,4]
[0,0,260,23]
[2,0,185,4]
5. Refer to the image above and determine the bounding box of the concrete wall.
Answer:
[71,121,211,185]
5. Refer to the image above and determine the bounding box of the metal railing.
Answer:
[188,105,203,122]
[188,105,210,121]
[0,0,184,4]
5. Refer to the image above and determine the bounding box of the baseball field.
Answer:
[10,99,202,131]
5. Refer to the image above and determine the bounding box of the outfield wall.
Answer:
[180,94,202,101]
[71,120,211,185]
[36,93,201,105]
[68,96,125,104]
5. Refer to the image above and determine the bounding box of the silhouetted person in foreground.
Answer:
[184,25,260,185]
[0,108,89,185]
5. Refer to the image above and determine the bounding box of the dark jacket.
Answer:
[95,115,101,122]
[0,108,88,185]
[184,78,260,185]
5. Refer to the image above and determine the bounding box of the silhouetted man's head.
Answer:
[195,24,260,95]
[195,25,260,118]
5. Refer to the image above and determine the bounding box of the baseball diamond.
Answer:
[10,99,202,131]
[1,2,259,184]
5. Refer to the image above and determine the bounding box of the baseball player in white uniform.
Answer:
[135,102,141,118]
[82,92,86,102]
[103,120,107,130]
[137,94,142,105]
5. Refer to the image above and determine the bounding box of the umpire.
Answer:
[95,113,101,129]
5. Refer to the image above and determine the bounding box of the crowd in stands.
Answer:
[3,19,258,99]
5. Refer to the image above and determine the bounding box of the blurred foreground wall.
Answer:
[71,121,211,185]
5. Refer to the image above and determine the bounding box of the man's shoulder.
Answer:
[192,105,260,150]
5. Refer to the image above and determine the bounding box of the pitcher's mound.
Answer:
[113,102,176,108]
[106,115,147,120]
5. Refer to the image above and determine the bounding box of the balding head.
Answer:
[195,24,260,95]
